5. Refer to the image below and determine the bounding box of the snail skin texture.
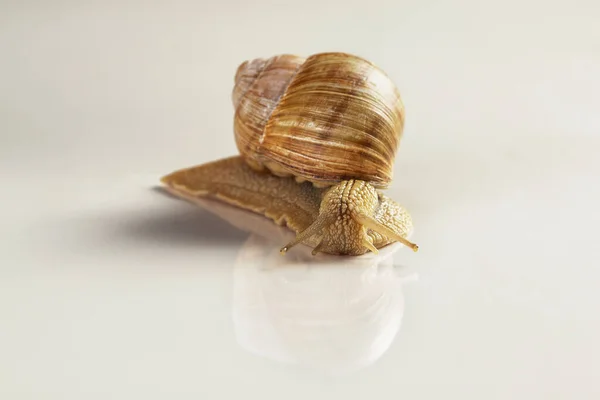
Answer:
[161,52,419,256]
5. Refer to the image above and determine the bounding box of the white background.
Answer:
[1,0,599,398]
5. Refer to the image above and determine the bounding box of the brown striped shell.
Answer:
[232,52,405,189]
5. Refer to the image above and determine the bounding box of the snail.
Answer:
[161,52,419,256]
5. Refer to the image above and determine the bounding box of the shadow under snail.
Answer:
[161,52,419,256]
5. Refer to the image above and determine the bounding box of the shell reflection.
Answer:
[232,234,415,375]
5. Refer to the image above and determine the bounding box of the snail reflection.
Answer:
[232,236,415,375]
[189,196,417,375]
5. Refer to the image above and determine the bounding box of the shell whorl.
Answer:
[232,58,267,109]
[232,52,405,188]
[233,54,306,172]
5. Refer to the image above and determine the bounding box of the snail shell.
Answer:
[232,52,405,188]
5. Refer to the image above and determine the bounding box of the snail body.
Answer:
[161,52,418,256]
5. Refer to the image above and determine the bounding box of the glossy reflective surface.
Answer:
[2,1,600,398]
[158,191,418,375]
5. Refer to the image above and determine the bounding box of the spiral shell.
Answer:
[232,52,405,188]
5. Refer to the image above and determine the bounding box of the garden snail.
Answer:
[161,52,419,256]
